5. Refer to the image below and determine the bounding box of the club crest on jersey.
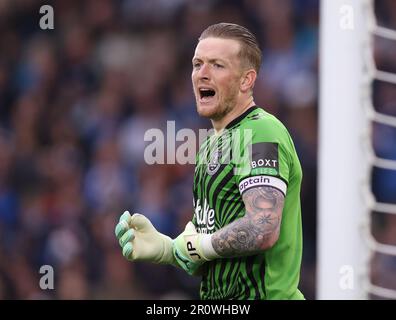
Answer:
[207,150,221,175]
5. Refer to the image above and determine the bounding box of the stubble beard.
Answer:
[196,86,239,122]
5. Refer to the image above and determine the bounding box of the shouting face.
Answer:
[191,37,244,121]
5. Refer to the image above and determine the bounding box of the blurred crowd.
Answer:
[0,0,392,300]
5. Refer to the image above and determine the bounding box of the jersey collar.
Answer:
[225,106,260,130]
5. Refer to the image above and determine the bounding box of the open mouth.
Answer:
[199,88,216,101]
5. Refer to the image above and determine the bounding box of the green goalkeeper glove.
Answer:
[115,211,175,265]
[173,222,220,275]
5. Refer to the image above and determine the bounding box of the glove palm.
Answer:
[115,211,174,265]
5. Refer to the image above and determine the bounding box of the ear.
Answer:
[240,69,257,93]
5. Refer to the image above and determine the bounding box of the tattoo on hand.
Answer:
[212,186,284,257]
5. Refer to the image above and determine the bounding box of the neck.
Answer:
[211,97,255,133]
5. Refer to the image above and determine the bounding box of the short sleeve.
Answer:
[233,123,291,196]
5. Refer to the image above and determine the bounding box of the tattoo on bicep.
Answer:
[212,186,284,257]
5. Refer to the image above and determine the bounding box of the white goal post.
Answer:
[318,0,370,299]
[318,0,396,300]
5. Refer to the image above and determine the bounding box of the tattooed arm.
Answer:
[211,186,284,257]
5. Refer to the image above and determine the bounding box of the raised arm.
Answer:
[211,186,284,257]
[172,185,285,275]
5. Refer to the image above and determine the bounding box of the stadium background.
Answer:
[0,0,394,299]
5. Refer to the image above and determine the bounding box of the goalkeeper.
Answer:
[115,23,304,300]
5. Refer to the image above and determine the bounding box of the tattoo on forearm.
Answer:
[212,186,284,257]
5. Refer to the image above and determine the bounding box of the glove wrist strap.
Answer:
[199,234,221,260]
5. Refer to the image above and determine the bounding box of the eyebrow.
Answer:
[192,57,228,64]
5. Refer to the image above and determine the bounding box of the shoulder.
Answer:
[240,107,292,143]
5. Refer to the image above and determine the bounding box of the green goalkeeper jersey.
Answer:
[192,106,304,300]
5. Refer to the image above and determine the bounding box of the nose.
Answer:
[197,63,210,81]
